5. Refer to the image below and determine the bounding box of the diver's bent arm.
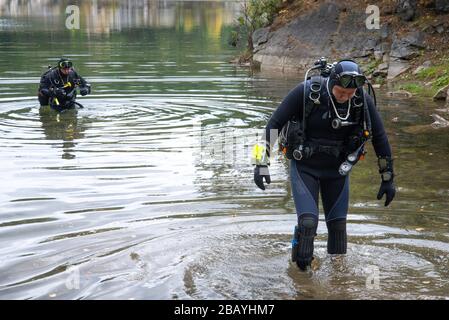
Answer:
[264,83,305,150]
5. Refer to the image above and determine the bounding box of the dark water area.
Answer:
[0,0,448,299]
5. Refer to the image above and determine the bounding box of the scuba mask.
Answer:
[330,60,366,89]
[335,72,366,88]
[58,59,73,69]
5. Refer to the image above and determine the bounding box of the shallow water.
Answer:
[0,0,448,300]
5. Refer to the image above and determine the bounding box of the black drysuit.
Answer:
[38,68,89,111]
[264,79,392,253]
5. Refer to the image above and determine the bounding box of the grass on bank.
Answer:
[397,59,449,97]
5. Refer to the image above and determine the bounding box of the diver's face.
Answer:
[332,85,357,103]
[60,67,70,75]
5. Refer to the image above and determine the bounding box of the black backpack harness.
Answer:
[279,66,374,165]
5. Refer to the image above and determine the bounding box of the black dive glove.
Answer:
[254,165,271,190]
[79,84,91,96]
[40,88,51,97]
[46,87,57,98]
[376,156,396,206]
[54,87,66,99]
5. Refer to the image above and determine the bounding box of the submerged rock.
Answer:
[430,113,449,128]
[387,90,413,98]
[402,115,449,134]
[435,107,449,113]
[404,114,449,133]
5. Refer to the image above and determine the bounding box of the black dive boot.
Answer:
[327,219,347,254]
[291,214,318,271]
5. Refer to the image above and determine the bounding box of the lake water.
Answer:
[0,0,448,299]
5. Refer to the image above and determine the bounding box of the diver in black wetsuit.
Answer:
[38,57,91,112]
[252,59,396,271]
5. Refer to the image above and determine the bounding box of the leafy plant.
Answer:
[236,0,282,52]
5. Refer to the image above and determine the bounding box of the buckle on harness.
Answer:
[308,81,321,104]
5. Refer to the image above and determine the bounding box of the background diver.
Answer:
[252,58,396,271]
[38,57,91,112]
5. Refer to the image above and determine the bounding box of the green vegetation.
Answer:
[363,58,381,75]
[416,66,439,79]
[232,0,283,62]
[374,77,386,86]
[432,73,449,88]
[397,83,433,96]
[397,58,449,96]
[416,60,449,90]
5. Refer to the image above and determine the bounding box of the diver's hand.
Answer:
[254,165,271,190]
[80,87,88,96]
[377,179,396,206]
[47,87,57,97]
[80,84,91,96]
[54,87,66,99]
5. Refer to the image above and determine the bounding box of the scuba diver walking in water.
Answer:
[252,58,396,271]
[38,57,91,112]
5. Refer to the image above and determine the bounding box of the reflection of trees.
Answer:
[0,0,240,37]
[38,106,87,160]
[0,0,241,79]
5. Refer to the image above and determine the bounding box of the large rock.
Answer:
[433,84,449,100]
[373,69,388,77]
[387,58,410,79]
[252,1,384,72]
[252,27,270,52]
[413,65,426,75]
[390,31,426,60]
[435,0,449,13]
[396,0,418,21]
[431,114,449,129]
[373,62,389,77]
[378,62,389,70]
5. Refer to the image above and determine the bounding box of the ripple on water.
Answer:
[1,84,449,300]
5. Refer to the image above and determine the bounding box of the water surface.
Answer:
[0,0,448,300]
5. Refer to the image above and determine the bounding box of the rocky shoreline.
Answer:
[251,0,449,104]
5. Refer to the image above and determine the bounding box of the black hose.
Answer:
[74,101,84,109]
[367,82,377,108]
[362,87,372,136]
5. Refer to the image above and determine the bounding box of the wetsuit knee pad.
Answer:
[292,214,318,270]
[327,219,347,254]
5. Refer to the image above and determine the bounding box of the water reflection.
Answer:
[0,0,239,37]
[1,0,449,301]
[38,106,86,159]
